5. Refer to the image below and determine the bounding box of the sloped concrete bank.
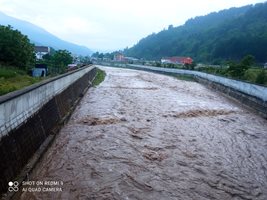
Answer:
[195,77,267,119]
[0,65,97,196]
[99,64,267,118]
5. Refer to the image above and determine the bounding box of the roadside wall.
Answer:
[0,66,97,194]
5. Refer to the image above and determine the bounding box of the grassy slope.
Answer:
[1,67,107,96]
[92,68,106,87]
[0,67,42,96]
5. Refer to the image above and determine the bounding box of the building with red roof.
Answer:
[161,57,193,65]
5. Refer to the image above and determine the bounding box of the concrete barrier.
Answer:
[0,65,95,136]
[0,65,97,195]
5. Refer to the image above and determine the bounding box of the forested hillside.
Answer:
[124,2,267,64]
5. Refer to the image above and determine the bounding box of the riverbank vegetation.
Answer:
[149,55,267,86]
[196,55,267,86]
[92,68,106,87]
[0,25,76,96]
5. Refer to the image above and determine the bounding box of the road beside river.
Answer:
[20,66,267,200]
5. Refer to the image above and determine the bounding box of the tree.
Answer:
[168,25,174,30]
[124,2,267,63]
[0,25,35,69]
[255,69,267,84]
[80,56,92,65]
[52,50,73,70]
[227,55,255,79]
[227,62,244,78]
[155,62,161,67]
[240,55,255,67]
[185,62,196,70]
[42,53,50,60]
[91,51,99,58]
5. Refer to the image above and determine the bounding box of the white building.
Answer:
[35,46,50,60]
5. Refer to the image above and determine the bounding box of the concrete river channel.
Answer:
[19,66,267,200]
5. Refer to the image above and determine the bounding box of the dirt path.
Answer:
[19,66,267,200]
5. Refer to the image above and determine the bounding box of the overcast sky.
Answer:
[0,0,265,52]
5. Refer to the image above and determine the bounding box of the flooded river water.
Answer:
[19,66,267,200]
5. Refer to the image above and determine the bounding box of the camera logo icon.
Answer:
[8,181,19,192]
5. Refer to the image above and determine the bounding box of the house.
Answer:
[264,62,267,69]
[114,53,125,62]
[161,57,193,65]
[35,46,50,60]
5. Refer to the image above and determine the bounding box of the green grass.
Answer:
[92,68,106,86]
[174,74,195,82]
[0,66,26,78]
[0,67,42,96]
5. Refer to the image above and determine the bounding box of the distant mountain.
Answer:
[0,11,92,56]
[124,2,267,64]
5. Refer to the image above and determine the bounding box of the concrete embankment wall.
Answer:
[128,64,267,118]
[98,63,267,118]
[0,65,97,194]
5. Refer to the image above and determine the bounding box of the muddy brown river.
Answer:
[19,66,267,200]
